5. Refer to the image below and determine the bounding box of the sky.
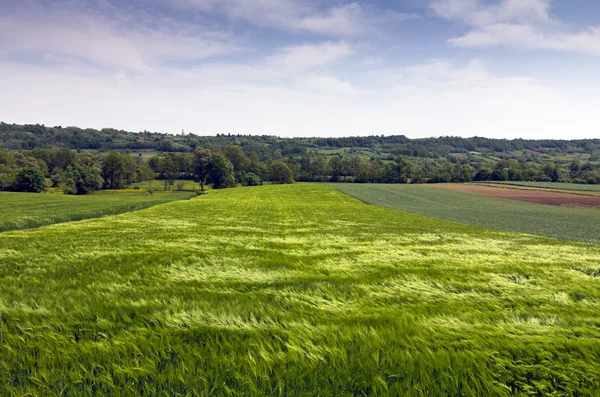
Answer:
[1,0,600,139]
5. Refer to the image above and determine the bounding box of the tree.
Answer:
[543,163,560,182]
[192,147,212,191]
[395,155,414,183]
[159,156,178,190]
[491,169,508,181]
[50,168,64,187]
[122,155,138,185]
[63,165,103,195]
[101,151,125,189]
[328,156,343,181]
[14,169,45,192]
[136,162,155,183]
[310,156,327,181]
[474,167,492,181]
[208,153,235,189]
[52,148,76,170]
[456,164,475,182]
[269,161,293,184]
[223,146,248,183]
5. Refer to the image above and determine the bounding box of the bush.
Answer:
[243,172,262,186]
[14,169,46,193]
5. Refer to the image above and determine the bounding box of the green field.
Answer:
[491,181,600,192]
[0,190,195,232]
[332,183,600,244]
[1,184,600,395]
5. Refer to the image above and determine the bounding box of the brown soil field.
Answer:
[431,184,600,207]
[477,183,600,197]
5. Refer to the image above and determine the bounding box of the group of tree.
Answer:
[0,149,152,194]
[3,122,600,162]
[147,146,292,190]
[3,137,600,195]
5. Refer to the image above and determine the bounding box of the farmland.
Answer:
[491,181,600,192]
[332,183,600,244]
[431,183,600,207]
[1,183,600,395]
[0,189,195,232]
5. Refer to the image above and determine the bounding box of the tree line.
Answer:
[0,146,294,194]
[2,145,599,194]
[3,122,600,161]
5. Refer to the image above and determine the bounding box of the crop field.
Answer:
[0,190,195,232]
[491,181,600,192]
[332,183,600,244]
[432,183,600,207]
[1,184,600,395]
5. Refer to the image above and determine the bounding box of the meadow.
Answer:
[0,189,195,232]
[332,183,600,244]
[491,181,600,192]
[1,184,600,395]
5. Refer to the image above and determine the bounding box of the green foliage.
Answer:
[333,183,600,244]
[158,155,178,190]
[1,184,600,395]
[0,150,43,190]
[13,168,45,193]
[101,151,125,189]
[192,147,212,191]
[268,160,293,184]
[243,172,262,186]
[208,153,235,189]
[63,164,103,195]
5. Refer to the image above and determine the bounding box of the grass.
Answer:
[331,183,600,244]
[130,179,204,192]
[1,183,600,395]
[0,189,195,232]
[490,181,600,192]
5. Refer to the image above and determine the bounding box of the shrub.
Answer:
[243,172,262,186]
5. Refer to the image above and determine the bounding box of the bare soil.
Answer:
[431,184,600,207]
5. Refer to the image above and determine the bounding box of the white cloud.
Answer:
[265,42,354,71]
[2,59,598,139]
[0,2,240,72]
[176,0,417,36]
[431,0,551,26]
[302,75,358,96]
[431,0,600,55]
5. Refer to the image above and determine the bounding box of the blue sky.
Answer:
[1,0,599,138]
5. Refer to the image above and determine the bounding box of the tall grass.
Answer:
[0,190,195,232]
[332,183,600,244]
[1,184,599,395]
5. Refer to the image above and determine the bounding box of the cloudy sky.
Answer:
[1,0,599,138]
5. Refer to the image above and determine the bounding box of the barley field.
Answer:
[0,190,195,232]
[1,184,599,395]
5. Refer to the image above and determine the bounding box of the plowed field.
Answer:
[432,183,600,207]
